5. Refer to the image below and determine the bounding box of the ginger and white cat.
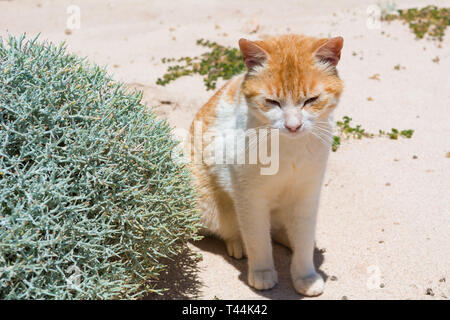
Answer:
[190,34,344,296]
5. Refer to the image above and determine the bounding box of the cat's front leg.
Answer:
[286,198,324,296]
[235,198,278,290]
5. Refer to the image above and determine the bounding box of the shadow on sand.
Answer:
[191,237,328,300]
[145,236,327,300]
[144,247,203,300]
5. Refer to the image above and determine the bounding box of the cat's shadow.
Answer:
[191,236,328,300]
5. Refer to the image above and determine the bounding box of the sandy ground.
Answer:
[1,0,449,300]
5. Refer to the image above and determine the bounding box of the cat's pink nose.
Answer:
[285,123,302,132]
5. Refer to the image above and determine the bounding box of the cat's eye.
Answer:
[265,99,281,108]
[304,96,319,106]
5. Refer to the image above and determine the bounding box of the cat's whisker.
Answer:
[313,128,333,140]
[310,130,332,146]
[313,131,333,141]
[313,125,333,134]
[315,122,332,127]
[313,125,334,137]
[314,120,333,125]
[313,129,333,139]
[311,134,329,148]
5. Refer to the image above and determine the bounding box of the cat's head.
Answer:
[239,34,344,139]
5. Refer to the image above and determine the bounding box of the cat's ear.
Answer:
[238,38,268,70]
[315,37,344,67]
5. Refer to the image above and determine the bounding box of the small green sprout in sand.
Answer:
[381,6,450,42]
[336,116,373,140]
[157,39,245,90]
[332,116,371,152]
[379,129,415,140]
[332,135,341,152]
[195,253,204,261]
[332,116,414,151]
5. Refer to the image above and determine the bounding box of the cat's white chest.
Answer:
[265,137,330,202]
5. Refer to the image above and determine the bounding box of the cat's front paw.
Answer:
[248,268,278,290]
[225,239,246,259]
[293,273,324,297]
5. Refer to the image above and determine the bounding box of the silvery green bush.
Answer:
[0,35,200,299]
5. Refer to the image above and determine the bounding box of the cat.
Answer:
[189,34,344,296]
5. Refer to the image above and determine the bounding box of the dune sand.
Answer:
[1,0,449,299]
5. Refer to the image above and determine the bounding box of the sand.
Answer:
[1,0,449,300]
